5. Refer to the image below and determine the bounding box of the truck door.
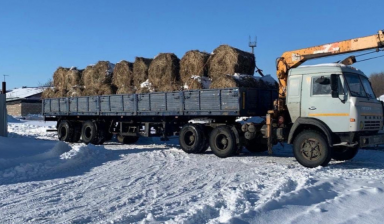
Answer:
[301,74,350,132]
[287,75,303,122]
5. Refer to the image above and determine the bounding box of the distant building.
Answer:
[6,87,48,117]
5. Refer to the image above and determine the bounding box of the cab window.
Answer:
[312,76,344,96]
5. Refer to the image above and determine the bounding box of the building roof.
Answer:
[6,87,48,102]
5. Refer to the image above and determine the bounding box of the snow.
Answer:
[232,74,278,86]
[184,76,212,89]
[378,95,384,102]
[1,117,384,223]
[107,62,115,75]
[6,87,46,100]
[140,79,154,92]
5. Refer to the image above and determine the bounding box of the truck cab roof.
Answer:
[289,63,366,77]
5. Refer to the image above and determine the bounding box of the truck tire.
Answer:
[81,121,100,145]
[58,120,74,142]
[332,146,359,161]
[209,125,237,158]
[117,135,139,144]
[179,124,206,153]
[293,130,332,168]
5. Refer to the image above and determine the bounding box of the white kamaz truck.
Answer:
[44,30,384,168]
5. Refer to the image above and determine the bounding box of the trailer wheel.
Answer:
[179,124,206,153]
[58,120,74,142]
[332,146,359,161]
[209,125,237,158]
[293,130,332,168]
[117,135,139,144]
[81,121,99,145]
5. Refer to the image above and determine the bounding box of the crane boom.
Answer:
[276,30,384,100]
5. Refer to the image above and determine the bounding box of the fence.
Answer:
[0,94,7,137]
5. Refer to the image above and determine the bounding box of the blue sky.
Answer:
[1,0,383,89]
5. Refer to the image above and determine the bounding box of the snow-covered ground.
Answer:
[1,117,384,223]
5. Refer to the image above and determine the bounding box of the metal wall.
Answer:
[0,94,7,137]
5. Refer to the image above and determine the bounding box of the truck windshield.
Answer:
[344,73,367,98]
[360,77,376,99]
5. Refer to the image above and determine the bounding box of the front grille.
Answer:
[364,120,381,130]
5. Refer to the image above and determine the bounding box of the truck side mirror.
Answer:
[331,74,339,98]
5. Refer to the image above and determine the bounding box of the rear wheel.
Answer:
[293,130,332,168]
[332,146,359,161]
[117,135,139,144]
[179,124,207,153]
[209,125,237,158]
[81,121,106,145]
[58,120,74,142]
[81,121,97,144]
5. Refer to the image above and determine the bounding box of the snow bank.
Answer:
[7,115,21,123]
[0,142,110,184]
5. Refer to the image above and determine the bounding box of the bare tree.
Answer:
[38,78,54,87]
[369,72,384,97]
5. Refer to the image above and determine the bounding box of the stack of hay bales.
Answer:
[113,60,135,94]
[208,45,256,89]
[180,50,210,90]
[148,53,181,92]
[42,44,277,99]
[42,67,83,98]
[82,61,116,96]
[133,57,153,93]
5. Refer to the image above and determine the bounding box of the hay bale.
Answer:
[54,89,68,98]
[133,57,153,88]
[113,60,134,89]
[82,65,94,87]
[53,67,69,90]
[210,75,278,89]
[210,75,258,89]
[82,84,117,96]
[180,50,210,83]
[148,53,181,92]
[67,86,83,97]
[208,45,255,79]
[82,61,115,86]
[41,88,56,99]
[116,86,135,94]
[66,67,83,90]
[183,76,211,90]
[136,79,153,93]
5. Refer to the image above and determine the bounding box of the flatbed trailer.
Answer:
[43,87,278,157]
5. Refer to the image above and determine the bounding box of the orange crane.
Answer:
[275,30,384,111]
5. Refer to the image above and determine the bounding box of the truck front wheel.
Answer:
[293,130,332,168]
[209,125,237,158]
[332,146,359,161]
